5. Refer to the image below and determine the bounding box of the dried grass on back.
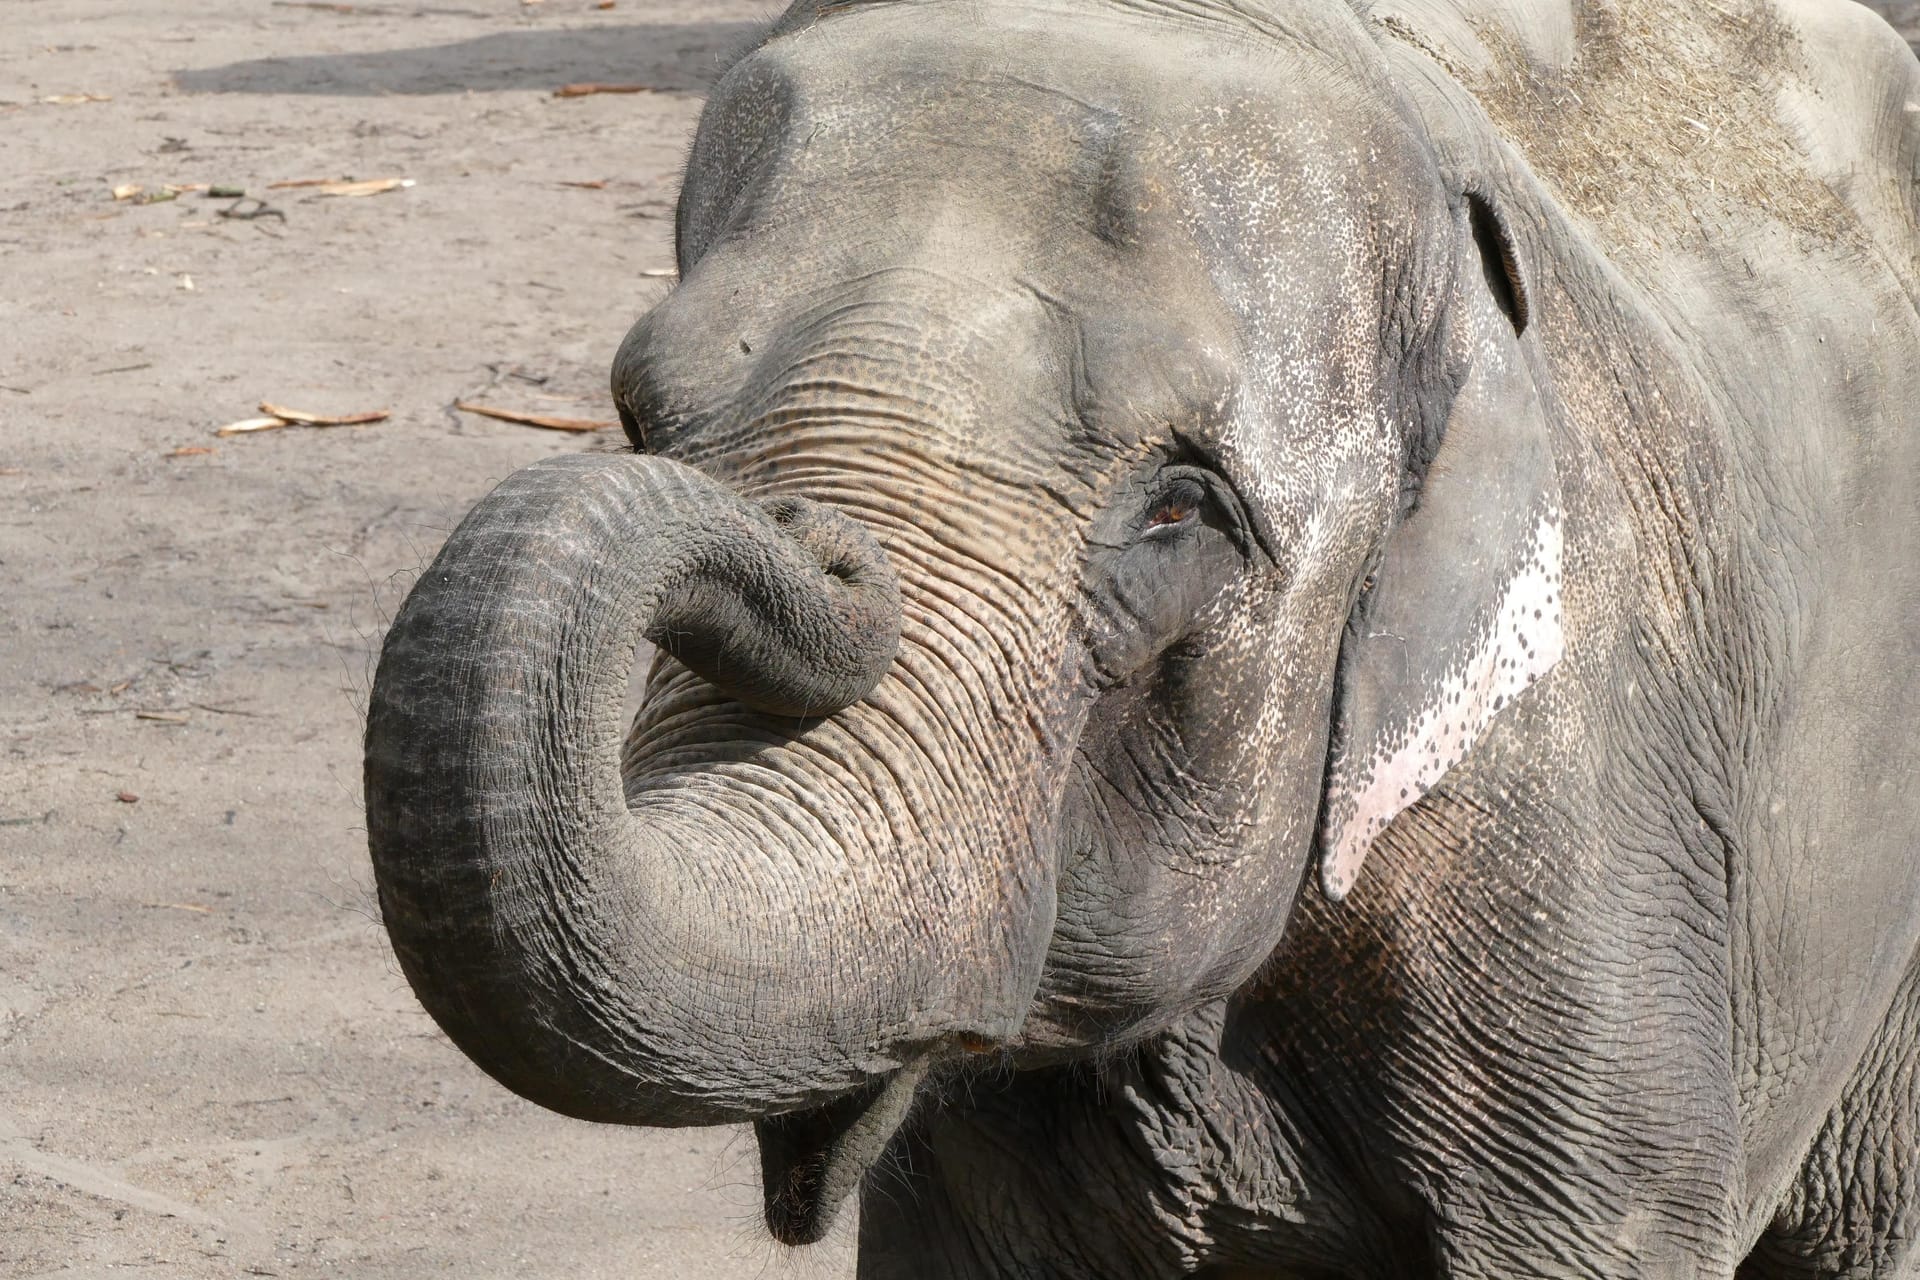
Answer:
[1381,0,1860,261]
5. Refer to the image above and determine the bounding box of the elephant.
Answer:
[362,0,1920,1273]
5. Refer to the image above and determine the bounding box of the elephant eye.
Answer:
[1141,474,1209,537]
[1147,497,1197,528]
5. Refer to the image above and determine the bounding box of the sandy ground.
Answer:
[0,1,858,1274]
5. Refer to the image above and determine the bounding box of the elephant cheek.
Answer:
[1028,584,1344,1046]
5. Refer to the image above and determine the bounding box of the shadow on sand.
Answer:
[173,20,765,96]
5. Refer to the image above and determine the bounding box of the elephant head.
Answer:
[365,0,1564,1245]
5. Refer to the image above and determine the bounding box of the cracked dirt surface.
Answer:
[0,1,856,1274]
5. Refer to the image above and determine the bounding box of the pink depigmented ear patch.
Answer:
[1320,508,1564,900]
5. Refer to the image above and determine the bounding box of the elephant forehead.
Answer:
[1166,103,1447,530]
[735,1,1420,254]
[666,1,1448,538]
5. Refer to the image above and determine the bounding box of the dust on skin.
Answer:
[1375,0,1860,263]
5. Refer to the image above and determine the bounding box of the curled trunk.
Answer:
[364,452,907,1125]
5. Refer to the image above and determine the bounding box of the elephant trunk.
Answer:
[363,451,910,1126]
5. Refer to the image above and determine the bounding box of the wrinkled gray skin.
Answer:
[364,0,1920,1274]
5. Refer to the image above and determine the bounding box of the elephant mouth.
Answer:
[754,1057,931,1245]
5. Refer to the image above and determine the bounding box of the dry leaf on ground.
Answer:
[165,445,217,458]
[109,184,185,206]
[553,83,659,98]
[43,93,110,105]
[454,400,618,432]
[639,267,676,277]
[216,404,388,436]
[214,417,292,437]
[257,402,390,425]
[314,177,412,197]
[267,176,348,189]
[560,180,608,189]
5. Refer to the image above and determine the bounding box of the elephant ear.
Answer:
[1317,194,1564,902]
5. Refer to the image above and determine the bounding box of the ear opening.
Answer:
[1467,190,1530,335]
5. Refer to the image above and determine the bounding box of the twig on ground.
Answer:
[453,400,618,433]
[554,83,661,98]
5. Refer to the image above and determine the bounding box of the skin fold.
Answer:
[363,0,1920,1274]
